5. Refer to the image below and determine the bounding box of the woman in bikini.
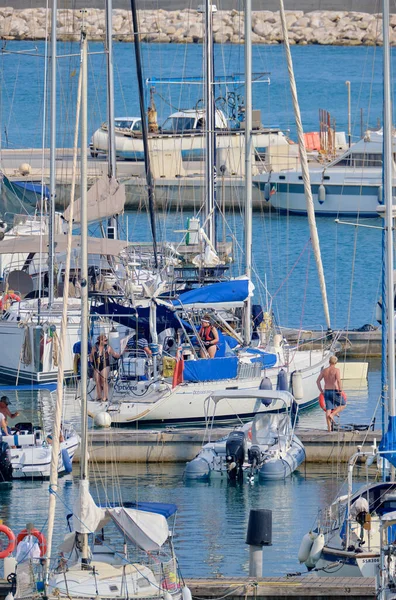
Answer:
[91,334,121,401]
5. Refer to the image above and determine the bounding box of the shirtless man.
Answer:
[0,396,19,419]
[316,356,346,431]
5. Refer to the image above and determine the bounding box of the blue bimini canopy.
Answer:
[103,501,177,519]
[173,279,251,308]
[379,416,396,467]
[12,181,50,198]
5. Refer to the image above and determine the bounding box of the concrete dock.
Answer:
[80,426,379,464]
[0,576,377,599]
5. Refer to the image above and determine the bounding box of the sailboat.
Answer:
[297,0,396,578]
[13,19,188,600]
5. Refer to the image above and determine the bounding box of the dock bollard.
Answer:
[245,509,272,577]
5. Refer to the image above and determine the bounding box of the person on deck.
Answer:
[91,334,121,402]
[198,315,219,359]
[0,396,19,419]
[316,356,346,432]
[126,334,152,357]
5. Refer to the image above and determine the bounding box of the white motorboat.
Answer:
[0,421,79,479]
[253,130,386,216]
[184,389,305,481]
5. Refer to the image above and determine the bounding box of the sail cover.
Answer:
[172,279,253,308]
[63,175,126,224]
[108,507,169,551]
[73,480,107,534]
[379,416,396,467]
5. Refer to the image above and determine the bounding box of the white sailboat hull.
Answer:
[88,350,330,426]
[9,434,79,478]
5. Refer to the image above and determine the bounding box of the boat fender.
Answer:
[276,368,288,391]
[297,531,316,563]
[304,554,317,571]
[5,593,14,600]
[164,593,173,600]
[318,184,326,204]
[309,533,325,563]
[61,448,73,474]
[259,376,272,406]
[319,391,347,411]
[0,525,16,559]
[264,182,271,201]
[378,185,383,204]
[182,587,192,600]
[291,371,303,400]
[16,529,47,557]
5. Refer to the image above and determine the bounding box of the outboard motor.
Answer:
[0,442,12,482]
[225,431,246,482]
[247,444,265,482]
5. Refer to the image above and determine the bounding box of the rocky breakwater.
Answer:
[0,7,395,45]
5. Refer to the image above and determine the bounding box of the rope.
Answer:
[279,0,331,330]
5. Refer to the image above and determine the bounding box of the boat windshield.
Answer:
[161,117,199,133]
[114,119,135,130]
[333,152,386,168]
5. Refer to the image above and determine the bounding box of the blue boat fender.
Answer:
[61,448,73,474]
[259,376,272,405]
[276,368,288,391]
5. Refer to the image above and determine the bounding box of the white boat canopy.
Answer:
[208,389,294,409]
[108,507,169,551]
[0,234,130,256]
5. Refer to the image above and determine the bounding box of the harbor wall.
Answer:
[0,8,394,45]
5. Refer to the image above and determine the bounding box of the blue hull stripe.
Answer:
[257,182,379,196]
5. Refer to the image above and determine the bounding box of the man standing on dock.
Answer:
[316,356,346,432]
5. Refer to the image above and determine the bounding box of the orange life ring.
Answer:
[0,293,21,310]
[16,528,47,557]
[0,524,16,559]
[319,391,347,412]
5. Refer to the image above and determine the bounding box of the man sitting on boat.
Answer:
[198,315,219,358]
[0,396,19,419]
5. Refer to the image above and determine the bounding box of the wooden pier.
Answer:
[78,427,380,464]
[186,576,375,599]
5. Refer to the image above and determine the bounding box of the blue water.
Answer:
[0,41,390,578]
[0,42,388,149]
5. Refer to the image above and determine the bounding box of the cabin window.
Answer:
[132,121,142,132]
[279,175,286,180]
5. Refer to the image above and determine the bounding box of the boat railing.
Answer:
[237,361,262,379]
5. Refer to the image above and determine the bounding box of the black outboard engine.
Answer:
[225,431,246,482]
[0,442,12,482]
[247,444,265,481]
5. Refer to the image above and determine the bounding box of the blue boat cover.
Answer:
[173,279,250,307]
[245,348,277,368]
[183,356,238,382]
[102,501,177,518]
[92,302,182,338]
[12,180,50,197]
[379,415,396,467]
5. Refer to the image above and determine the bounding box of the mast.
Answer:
[383,0,395,423]
[279,0,331,331]
[204,0,216,245]
[105,0,118,239]
[130,0,158,268]
[48,0,57,306]
[80,26,90,562]
[243,0,252,345]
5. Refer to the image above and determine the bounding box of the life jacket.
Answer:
[200,325,215,342]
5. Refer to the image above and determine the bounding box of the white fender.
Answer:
[94,412,112,428]
[318,184,326,204]
[297,531,316,563]
[292,371,304,400]
[309,533,325,563]
[164,593,173,600]
[182,587,192,600]
[304,554,317,570]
